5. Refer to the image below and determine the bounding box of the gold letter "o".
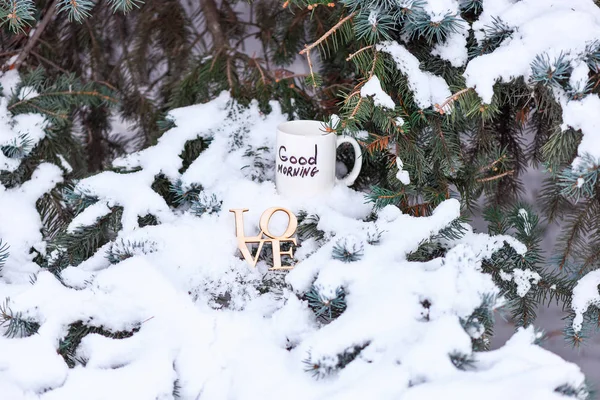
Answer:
[259,207,298,240]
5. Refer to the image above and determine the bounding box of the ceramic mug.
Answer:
[275,120,362,197]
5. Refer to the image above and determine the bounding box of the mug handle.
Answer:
[335,136,362,186]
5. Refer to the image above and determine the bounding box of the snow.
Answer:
[569,62,590,95]
[571,269,600,333]
[57,154,73,173]
[500,268,542,298]
[423,0,459,21]
[360,76,395,109]
[67,202,112,233]
[0,94,586,399]
[0,69,21,95]
[395,157,410,185]
[375,0,600,175]
[560,94,600,171]
[459,0,600,170]
[518,208,532,235]
[0,71,48,172]
[432,30,469,67]
[403,327,584,400]
[465,0,600,103]
[368,9,378,26]
[377,41,452,109]
[0,163,63,283]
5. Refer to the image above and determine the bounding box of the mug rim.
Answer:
[277,120,332,137]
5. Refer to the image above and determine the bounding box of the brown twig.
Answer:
[9,0,58,70]
[96,81,118,91]
[251,57,267,84]
[226,58,234,89]
[200,0,227,49]
[31,51,70,74]
[434,87,472,114]
[360,133,391,154]
[349,97,363,119]
[275,73,308,82]
[346,45,374,61]
[367,52,378,79]
[306,50,316,88]
[478,155,507,173]
[477,170,514,183]
[28,103,68,119]
[9,91,118,111]
[299,12,356,55]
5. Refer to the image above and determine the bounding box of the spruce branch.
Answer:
[299,12,356,55]
[0,299,39,338]
[346,45,374,61]
[477,170,514,183]
[8,0,58,70]
[478,154,508,173]
[434,88,472,114]
[0,240,8,270]
[8,90,118,111]
[201,0,227,49]
[0,0,36,33]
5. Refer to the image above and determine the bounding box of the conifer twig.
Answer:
[346,45,374,61]
[306,50,316,88]
[299,12,356,55]
[251,57,267,84]
[477,170,514,183]
[434,88,472,114]
[226,59,234,89]
[201,0,227,49]
[478,155,507,173]
[31,51,69,74]
[9,0,58,71]
[8,91,118,110]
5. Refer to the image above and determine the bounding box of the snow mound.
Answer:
[0,94,586,399]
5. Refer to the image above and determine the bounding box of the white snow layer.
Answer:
[377,0,600,170]
[0,71,48,172]
[0,93,586,399]
[395,157,410,185]
[360,76,395,109]
[0,163,63,283]
[377,41,452,109]
[463,0,600,170]
[571,269,600,333]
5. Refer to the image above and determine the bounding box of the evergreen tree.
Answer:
[286,0,600,340]
[0,94,589,397]
[0,0,599,396]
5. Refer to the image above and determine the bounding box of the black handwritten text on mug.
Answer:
[277,145,319,178]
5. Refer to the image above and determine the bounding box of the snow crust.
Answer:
[0,94,586,399]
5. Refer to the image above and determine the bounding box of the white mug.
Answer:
[275,120,362,197]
